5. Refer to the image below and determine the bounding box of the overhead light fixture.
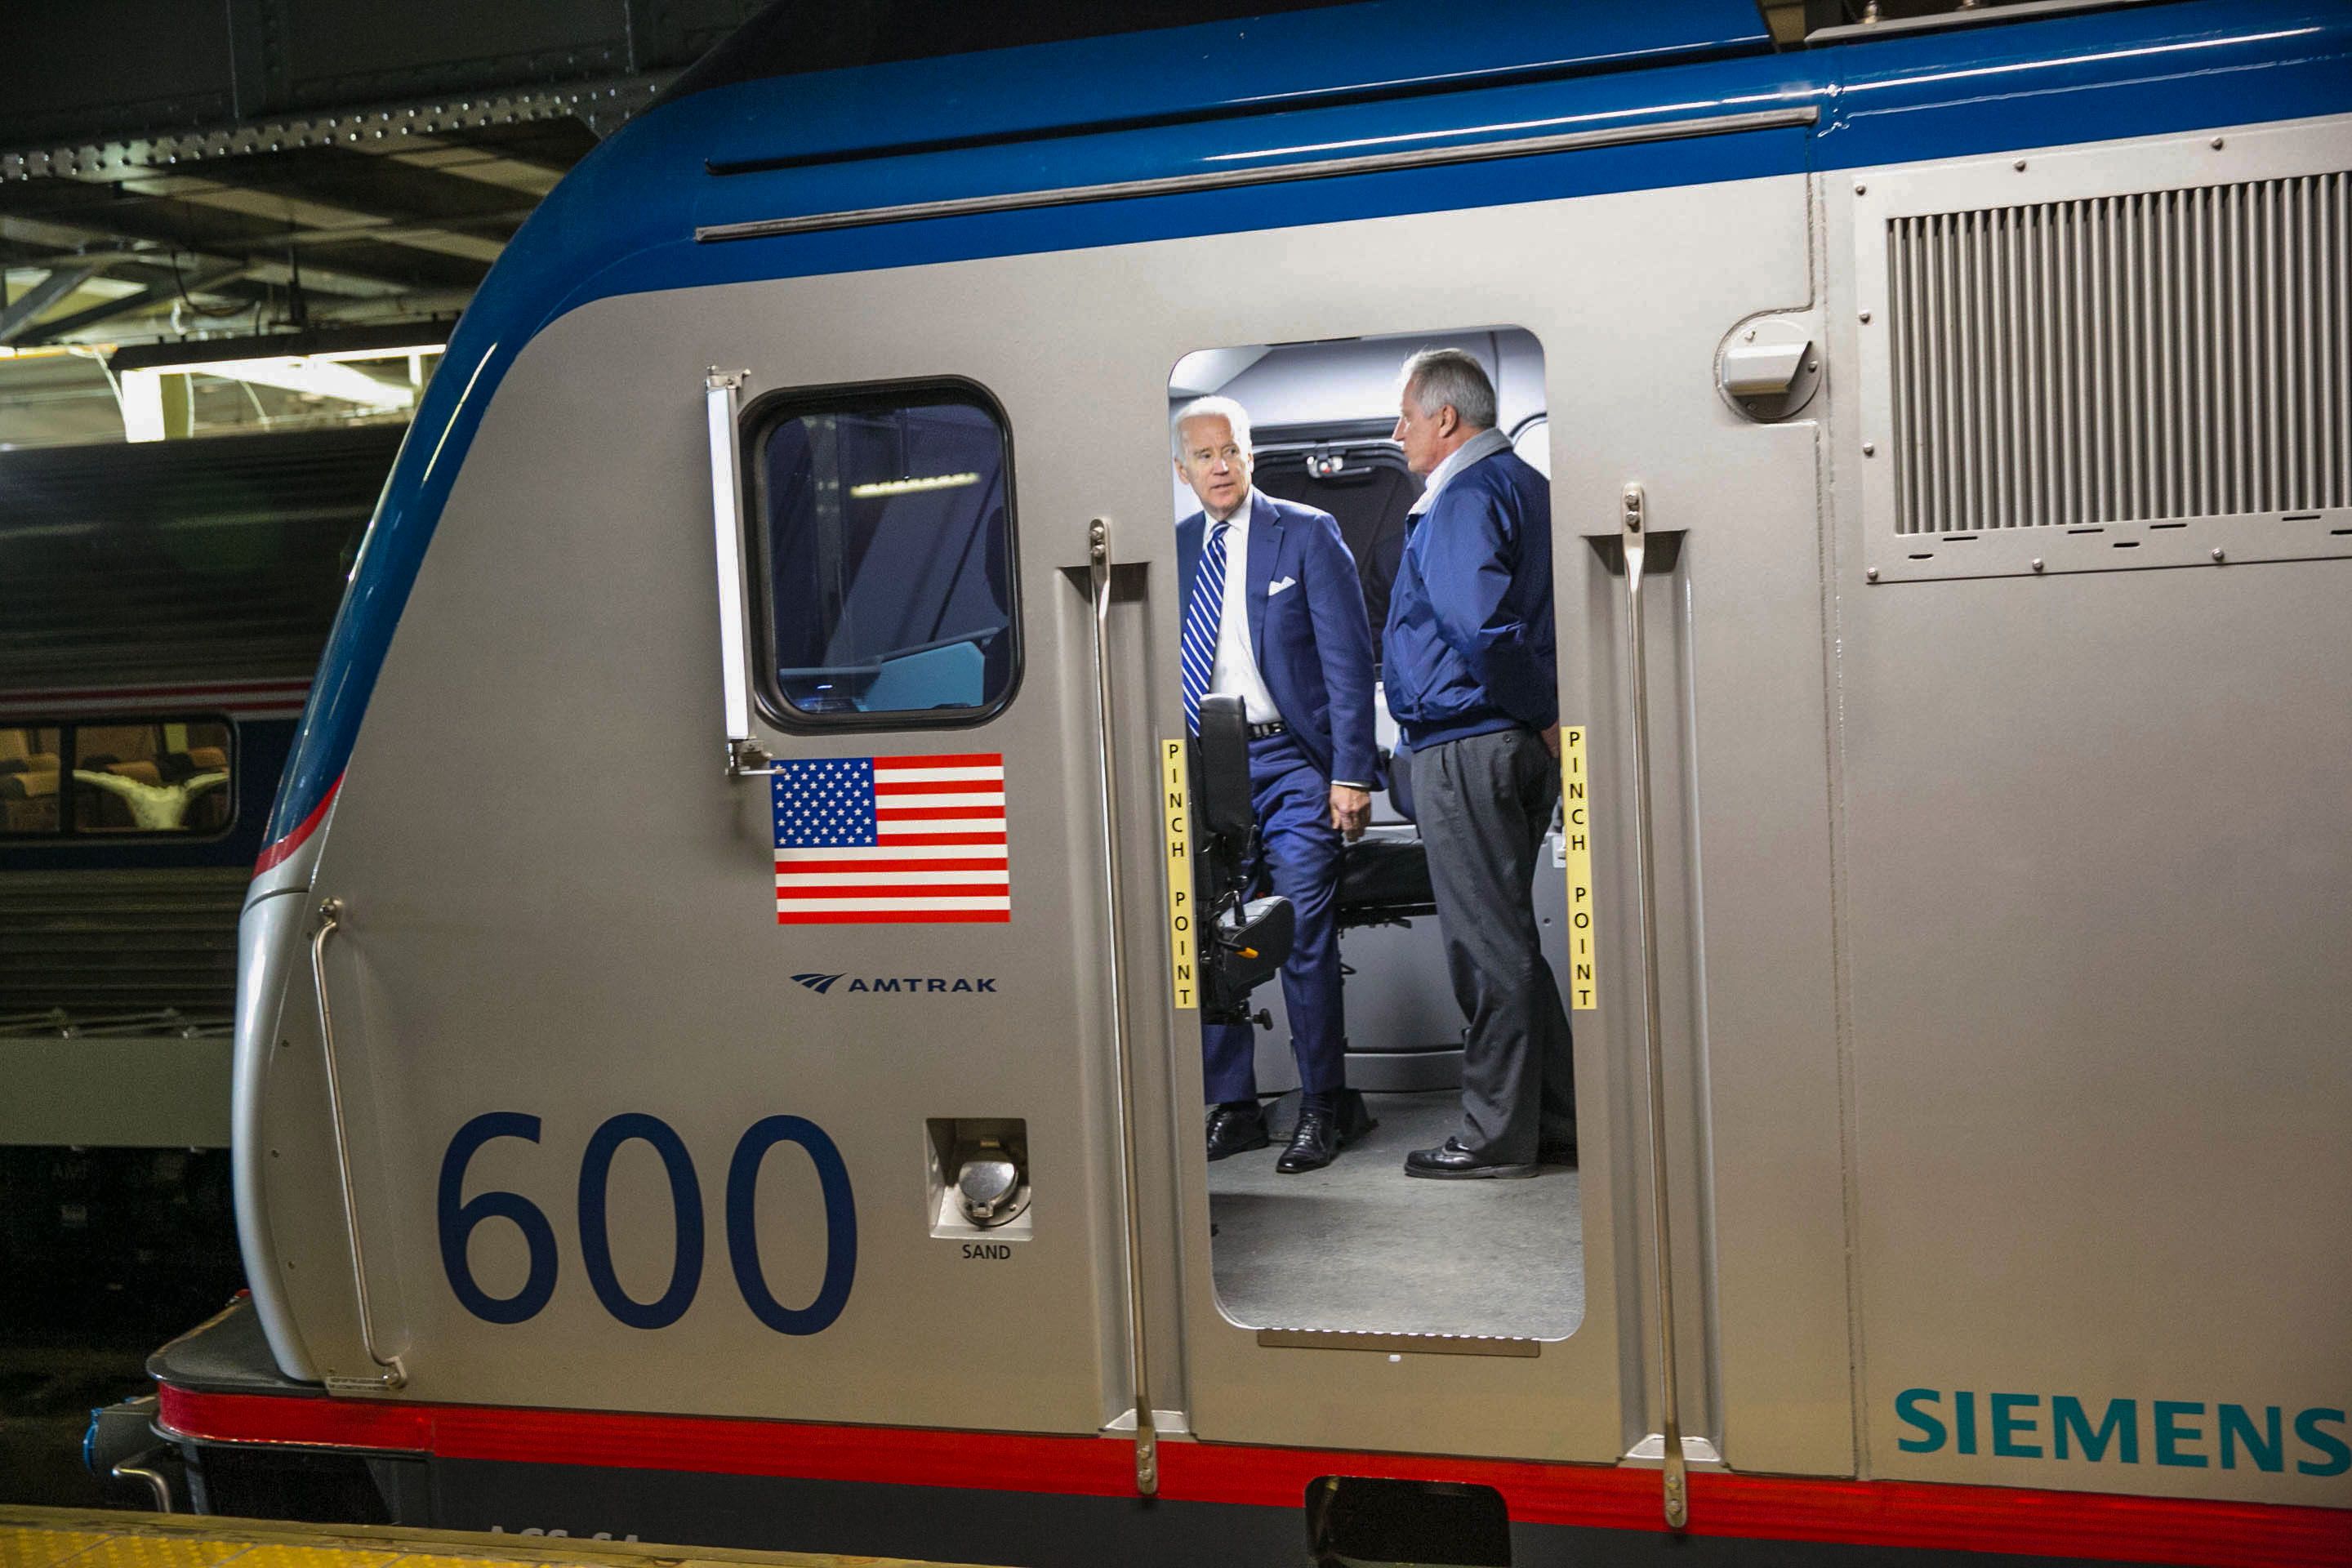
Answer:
[107,323,456,373]
[107,322,452,441]
[849,472,980,498]
[145,354,417,402]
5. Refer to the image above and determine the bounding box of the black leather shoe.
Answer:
[1405,1137,1537,1179]
[1205,1102,1270,1161]
[1276,1107,1339,1173]
[1276,1091,1379,1174]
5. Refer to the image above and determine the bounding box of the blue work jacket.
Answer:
[1382,446,1559,750]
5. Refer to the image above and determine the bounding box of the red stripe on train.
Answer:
[150,1385,2351,1566]
[252,774,342,875]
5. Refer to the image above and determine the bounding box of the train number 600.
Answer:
[437,1111,857,1334]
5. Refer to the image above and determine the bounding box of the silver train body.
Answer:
[171,3,2351,1562]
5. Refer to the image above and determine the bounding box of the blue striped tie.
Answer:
[1182,520,1230,737]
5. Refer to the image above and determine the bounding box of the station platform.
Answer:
[0,1507,984,1568]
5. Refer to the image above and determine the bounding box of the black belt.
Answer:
[1247,720,1287,739]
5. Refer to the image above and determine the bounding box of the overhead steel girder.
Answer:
[0,0,750,152]
[0,263,107,344]
[1,208,452,301]
[20,262,259,345]
[1,75,667,186]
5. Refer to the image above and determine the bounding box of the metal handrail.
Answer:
[1086,518,1158,1495]
[111,1450,173,1512]
[308,898,407,1390]
[1619,484,1686,1529]
[704,367,775,777]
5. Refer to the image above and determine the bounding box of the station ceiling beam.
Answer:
[26,262,259,344]
[0,3,738,353]
[0,263,106,344]
[0,1,755,154]
[1,208,434,306]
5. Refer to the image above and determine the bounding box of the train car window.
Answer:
[0,726,63,835]
[65,720,234,836]
[751,385,1017,725]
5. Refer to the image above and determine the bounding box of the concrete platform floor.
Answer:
[1205,1090,1583,1340]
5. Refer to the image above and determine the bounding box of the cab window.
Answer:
[751,385,1017,724]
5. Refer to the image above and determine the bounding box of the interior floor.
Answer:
[1206,1089,1582,1340]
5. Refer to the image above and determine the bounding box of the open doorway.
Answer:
[1170,327,1582,1340]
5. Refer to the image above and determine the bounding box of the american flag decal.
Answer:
[772,753,1009,925]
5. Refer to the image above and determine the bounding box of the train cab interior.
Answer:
[1173,329,1581,1341]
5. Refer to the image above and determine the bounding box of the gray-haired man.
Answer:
[1381,348,1575,1178]
[1174,395,1380,1173]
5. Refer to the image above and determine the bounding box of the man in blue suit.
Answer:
[1382,348,1576,1178]
[1174,395,1379,1173]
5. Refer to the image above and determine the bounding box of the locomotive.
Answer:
[138,2,2351,1563]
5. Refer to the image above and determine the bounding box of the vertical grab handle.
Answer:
[705,368,770,777]
[1618,484,1686,1530]
[308,898,406,1391]
[1085,518,1158,1496]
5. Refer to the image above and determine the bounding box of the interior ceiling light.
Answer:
[849,472,979,498]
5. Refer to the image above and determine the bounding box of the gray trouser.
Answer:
[1414,727,1576,1162]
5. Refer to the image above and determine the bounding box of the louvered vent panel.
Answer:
[1886,172,2348,535]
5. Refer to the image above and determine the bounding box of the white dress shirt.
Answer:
[1407,425,1513,517]
[1205,496,1281,725]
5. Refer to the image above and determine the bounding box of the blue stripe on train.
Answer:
[264,0,2352,847]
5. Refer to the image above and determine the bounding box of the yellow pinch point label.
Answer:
[1561,726,1597,1011]
[1162,737,1197,1010]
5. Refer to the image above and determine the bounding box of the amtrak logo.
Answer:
[792,971,998,996]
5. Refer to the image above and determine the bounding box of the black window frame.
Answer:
[740,375,1024,734]
[0,712,241,844]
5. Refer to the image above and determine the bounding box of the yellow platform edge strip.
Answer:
[0,1508,990,1568]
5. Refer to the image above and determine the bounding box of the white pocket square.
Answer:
[1268,576,1298,597]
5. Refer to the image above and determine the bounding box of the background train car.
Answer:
[0,425,396,1329]
[140,2,2350,1565]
